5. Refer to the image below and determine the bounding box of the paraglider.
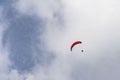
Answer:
[70,41,83,52]
[81,50,84,52]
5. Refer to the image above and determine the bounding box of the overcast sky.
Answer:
[0,0,120,80]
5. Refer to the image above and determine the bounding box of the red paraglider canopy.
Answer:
[70,41,82,51]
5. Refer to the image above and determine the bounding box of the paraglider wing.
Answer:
[70,41,82,51]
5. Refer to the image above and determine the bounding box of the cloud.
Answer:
[1,0,120,80]
[40,0,120,79]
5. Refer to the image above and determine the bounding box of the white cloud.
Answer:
[9,0,120,80]
[40,0,120,80]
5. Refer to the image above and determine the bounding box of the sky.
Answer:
[0,0,120,80]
